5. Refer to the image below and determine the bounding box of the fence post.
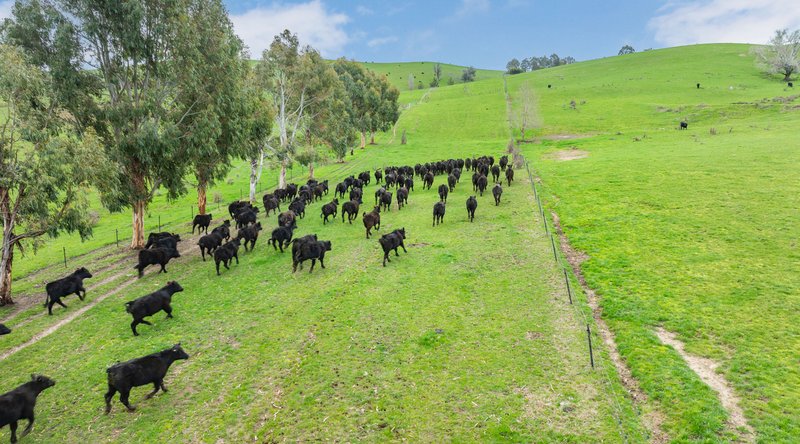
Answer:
[63,247,67,268]
[115,229,119,248]
[191,206,194,219]
[587,324,595,368]
[158,215,161,232]
[564,268,573,304]
[550,235,559,262]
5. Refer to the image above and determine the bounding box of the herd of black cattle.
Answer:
[0,154,515,443]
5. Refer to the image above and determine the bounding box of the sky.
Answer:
[2,0,800,69]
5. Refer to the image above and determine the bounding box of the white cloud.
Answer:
[453,0,491,19]
[0,1,14,22]
[367,36,398,48]
[231,1,349,58]
[356,5,373,16]
[649,0,800,46]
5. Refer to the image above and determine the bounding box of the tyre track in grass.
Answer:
[0,232,204,362]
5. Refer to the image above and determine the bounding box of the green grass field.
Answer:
[509,44,800,442]
[360,61,504,91]
[0,72,642,442]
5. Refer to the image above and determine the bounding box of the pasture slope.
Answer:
[359,61,504,91]
[0,73,643,440]
[508,43,800,442]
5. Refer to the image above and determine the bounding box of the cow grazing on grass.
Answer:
[493,183,503,205]
[438,184,449,203]
[262,194,280,217]
[0,374,55,443]
[269,226,295,252]
[44,267,93,315]
[145,232,180,249]
[342,200,360,224]
[289,199,306,219]
[320,199,339,224]
[433,202,446,226]
[210,220,231,241]
[104,344,188,414]
[680,121,688,130]
[505,167,514,186]
[135,248,180,279]
[466,196,477,222]
[198,232,223,261]
[125,281,183,336]
[363,206,381,239]
[278,211,296,228]
[213,239,240,275]
[191,214,212,234]
[0,324,10,335]
[396,187,409,210]
[477,175,488,196]
[379,228,407,266]
[237,222,262,252]
[293,239,332,273]
[379,191,392,212]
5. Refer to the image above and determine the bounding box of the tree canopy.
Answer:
[757,29,800,81]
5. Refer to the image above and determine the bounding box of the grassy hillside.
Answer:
[509,44,800,442]
[360,61,504,91]
[0,74,643,441]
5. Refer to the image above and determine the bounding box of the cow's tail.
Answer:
[124,301,135,313]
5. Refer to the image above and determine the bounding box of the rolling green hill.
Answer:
[359,61,504,91]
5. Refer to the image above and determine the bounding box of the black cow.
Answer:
[135,248,180,279]
[349,187,363,204]
[151,234,181,251]
[44,267,93,315]
[493,183,503,206]
[237,222,262,252]
[262,194,280,217]
[234,208,258,229]
[320,199,339,224]
[125,281,184,336]
[269,226,295,252]
[438,184,449,203]
[396,187,409,210]
[342,200,360,224]
[335,182,348,198]
[374,169,383,183]
[198,232,223,261]
[0,324,10,335]
[278,211,297,228]
[211,220,231,241]
[359,171,371,186]
[213,239,240,275]
[477,175,488,196]
[104,344,188,414]
[423,172,434,190]
[374,187,386,206]
[0,374,55,443]
[405,177,414,192]
[433,202,446,226]
[447,174,456,192]
[293,239,332,273]
[789,82,794,88]
[379,228,407,266]
[289,199,306,219]
[466,196,477,222]
[491,165,501,182]
[144,232,179,249]
[499,155,508,171]
[379,191,392,212]
[363,206,381,239]
[228,201,254,219]
[192,214,212,234]
[680,121,688,130]
[505,167,514,186]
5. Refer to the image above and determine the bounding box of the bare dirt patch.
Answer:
[539,134,593,140]
[545,149,589,162]
[656,328,755,442]
[550,211,668,443]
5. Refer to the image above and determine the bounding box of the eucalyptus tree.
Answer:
[0,44,104,305]
[255,30,340,189]
[757,29,800,81]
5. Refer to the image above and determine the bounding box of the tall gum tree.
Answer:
[0,44,102,305]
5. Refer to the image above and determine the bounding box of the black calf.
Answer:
[125,281,183,336]
[0,375,55,443]
[379,228,407,266]
[104,344,188,414]
[433,202,446,226]
[237,222,262,252]
[135,248,180,279]
[269,225,295,252]
[213,239,241,275]
[198,232,223,261]
[466,196,477,222]
[493,183,503,206]
[192,214,212,234]
[44,267,93,315]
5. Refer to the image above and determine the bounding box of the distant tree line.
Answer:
[505,54,576,74]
